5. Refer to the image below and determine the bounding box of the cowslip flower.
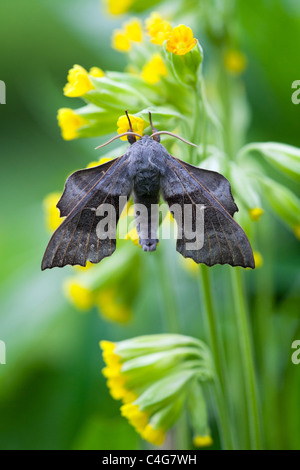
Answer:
[145,12,172,45]
[112,19,143,52]
[57,108,87,140]
[64,279,94,311]
[141,54,167,84]
[97,288,131,323]
[100,335,213,446]
[43,192,62,231]
[253,251,263,268]
[249,207,264,222]
[224,49,247,75]
[166,25,197,56]
[63,64,104,97]
[117,114,146,140]
[294,225,300,240]
[105,0,134,15]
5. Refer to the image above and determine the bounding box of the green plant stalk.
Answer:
[230,268,262,449]
[198,265,234,449]
[156,247,189,449]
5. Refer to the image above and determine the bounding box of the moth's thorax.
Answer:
[129,136,166,199]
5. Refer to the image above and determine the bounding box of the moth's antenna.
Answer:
[149,112,155,133]
[150,131,198,148]
[125,110,134,132]
[95,132,142,149]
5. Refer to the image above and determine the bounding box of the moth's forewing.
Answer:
[160,155,255,268]
[42,155,133,269]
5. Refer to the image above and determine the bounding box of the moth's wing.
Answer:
[57,158,119,217]
[160,156,255,268]
[177,159,238,216]
[42,156,133,270]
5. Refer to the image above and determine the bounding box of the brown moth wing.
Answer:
[160,155,255,268]
[42,156,133,269]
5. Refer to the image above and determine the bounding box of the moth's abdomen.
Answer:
[133,168,160,252]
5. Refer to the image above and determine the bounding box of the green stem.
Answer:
[198,265,234,449]
[230,268,262,449]
[157,249,181,334]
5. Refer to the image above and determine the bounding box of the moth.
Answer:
[42,112,255,270]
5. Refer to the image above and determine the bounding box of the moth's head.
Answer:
[95,111,197,151]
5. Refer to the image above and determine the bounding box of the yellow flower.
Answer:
[57,108,87,141]
[181,257,198,277]
[121,403,149,433]
[112,19,142,52]
[145,12,172,45]
[63,65,104,97]
[141,424,166,446]
[125,19,143,42]
[64,280,94,311]
[86,156,113,168]
[117,114,146,140]
[112,30,131,52]
[100,341,135,401]
[224,49,247,75]
[293,225,300,240]
[43,192,62,231]
[166,25,197,56]
[125,227,140,246]
[249,207,264,221]
[97,288,132,324]
[253,251,263,269]
[193,435,213,447]
[106,0,134,15]
[89,66,105,78]
[141,54,168,84]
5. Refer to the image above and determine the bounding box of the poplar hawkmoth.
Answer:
[42,112,254,270]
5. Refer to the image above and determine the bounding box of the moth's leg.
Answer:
[133,194,159,252]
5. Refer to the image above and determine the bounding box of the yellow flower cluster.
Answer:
[62,279,132,323]
[112,19,143,52]
[113,13,197,57]
[145,12,172,46]
[64,64,104,97]
[117,114,146,140]
[100,341,166,446]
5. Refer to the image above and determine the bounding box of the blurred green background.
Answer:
[0,0,299,450]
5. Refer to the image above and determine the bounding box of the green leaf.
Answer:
[239,142,300,181]
[258,176,300,230]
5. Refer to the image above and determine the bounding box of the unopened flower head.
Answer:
[100,334,213,446]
